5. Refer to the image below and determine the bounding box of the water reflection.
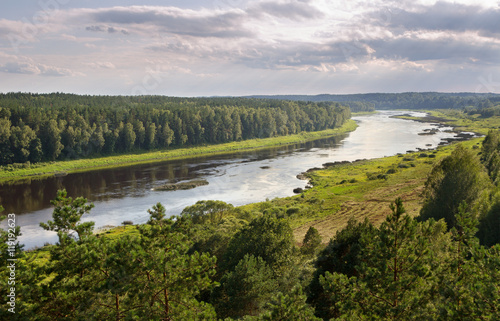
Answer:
[0,135,346,215]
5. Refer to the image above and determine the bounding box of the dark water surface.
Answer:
[1,111,460,248]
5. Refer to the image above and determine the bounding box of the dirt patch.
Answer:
[294,181,426,244]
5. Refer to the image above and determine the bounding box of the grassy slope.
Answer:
[0,120,357,182]
[282,110,500,243]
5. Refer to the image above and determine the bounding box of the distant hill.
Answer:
[245,92,500,110]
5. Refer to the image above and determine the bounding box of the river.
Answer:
[1,111,463,249]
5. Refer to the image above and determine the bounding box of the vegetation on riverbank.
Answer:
[0,119,357,182]
[0,93,351,169]
[245,138,481,242]
[394,109,500,134]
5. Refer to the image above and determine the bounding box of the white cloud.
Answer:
[86,62,116,69]
[0,53,83,77]
[0,0,499,94]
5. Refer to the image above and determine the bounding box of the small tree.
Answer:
[301,226,322,256]
[181,200,234,225]
[260,285,320,321]
[218,254,278,319]
[308,217,376,320]
[40,189,95,243]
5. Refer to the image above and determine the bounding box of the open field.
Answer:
[291,139,481,243]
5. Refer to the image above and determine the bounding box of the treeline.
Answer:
[2,135,500,320]
[337,101,374,112]
[465,97,500,117]
[0,93,351,166]
[248,92,500,110]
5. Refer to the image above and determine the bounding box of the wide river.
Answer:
[1,111,460,249]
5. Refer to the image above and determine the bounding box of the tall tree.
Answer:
[321,199,446,320]
[419,145,488,229]
[217,254,278,319]
[0,118,13,163]
[41,119,64,160]
[222,214,295,276]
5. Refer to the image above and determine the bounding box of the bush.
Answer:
[122,220,133,225]
[286,207,300,215]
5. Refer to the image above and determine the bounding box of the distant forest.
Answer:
[0,93,350,166]
[248,92,500,111]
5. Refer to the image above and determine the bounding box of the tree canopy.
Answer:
[0,93,351,166]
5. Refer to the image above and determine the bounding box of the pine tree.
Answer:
[321,199,444,320]
[260,285,320,321]
[419,145,488,229]
[301,226,322,257]
[217,254,279,319]
[39,189,95,244]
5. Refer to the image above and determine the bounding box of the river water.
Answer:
[1,111,461,249]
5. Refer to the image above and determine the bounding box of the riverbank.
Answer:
[393,109,500,135]
[239,137,482,243]
[0,120,357,183]
[83,137,483,246]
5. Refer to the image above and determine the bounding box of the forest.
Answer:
[1,130,500,320]
[249,92,500,111]
[0,93,351,166]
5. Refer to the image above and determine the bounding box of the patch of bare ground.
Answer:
[294,179,426,244]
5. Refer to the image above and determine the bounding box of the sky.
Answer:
[0,0,500,96]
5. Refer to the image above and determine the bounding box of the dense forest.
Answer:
[249,92,500,111]
[2,132,500,320]
[0,93,351,166]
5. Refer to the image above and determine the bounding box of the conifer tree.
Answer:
[419,145,487,229]
[39,189,95,244]
[321,199,444,320]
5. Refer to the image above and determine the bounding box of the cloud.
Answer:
[249,0,324,21]
[0,62,40,75]
[0,54,82,77]
[365,35,500,64]
[82,6,253,38]
[371,1,500,37]
[86,62,116,69]
[38,65,79,77]
[85,24,129,35]
[1,1,499,95]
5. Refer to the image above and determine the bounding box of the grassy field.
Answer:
[239,138,482,244]
[0,120,357,182]
[395,109,500,134]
